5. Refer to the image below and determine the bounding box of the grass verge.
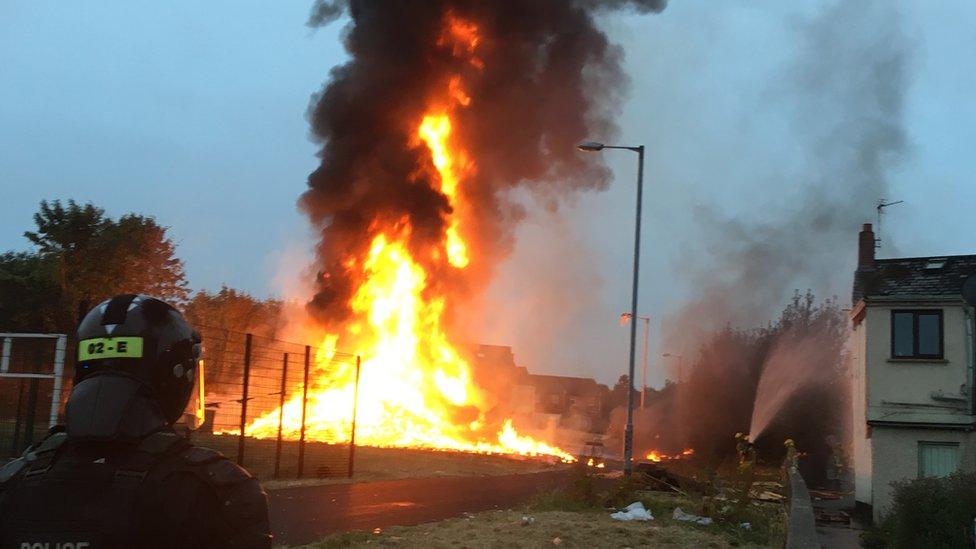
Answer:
[300,464,786,548]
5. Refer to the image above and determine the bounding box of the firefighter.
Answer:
[0,295,272,548]
[783,438,798,471]
[732,432,757,506]
[734,432,756,472]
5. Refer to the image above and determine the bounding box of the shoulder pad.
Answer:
[22,431,68,462]
[140,431,185,455]
[33,431,68,454]
[182,446,224,465]
[211,476,271,548]
[204,458,253,486]
[0,457,27,484]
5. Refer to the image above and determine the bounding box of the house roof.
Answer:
[855,253,976,301]
[526,374,608,397]
[470,344,516,368]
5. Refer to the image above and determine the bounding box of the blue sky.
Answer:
[3,1,975,384]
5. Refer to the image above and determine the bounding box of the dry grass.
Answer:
[262,446,562,490]
[301,508,770,548]
[187,433,561,489]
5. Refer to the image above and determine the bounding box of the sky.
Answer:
[3,1,975,386]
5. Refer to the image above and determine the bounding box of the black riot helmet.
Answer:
[73,295,201,433]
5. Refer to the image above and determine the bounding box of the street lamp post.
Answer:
[620,313,651,408]
[578,140,645,477]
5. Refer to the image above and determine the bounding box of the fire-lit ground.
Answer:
[192,432,565,487]
[308,507,785,549]
[293,473,788,548]
[268,439,791,547]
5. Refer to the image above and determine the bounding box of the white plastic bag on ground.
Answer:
[672,507,713,525]
[610,501,654,521]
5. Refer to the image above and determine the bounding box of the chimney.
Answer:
[852,223,876,304]
[857,223,875,268]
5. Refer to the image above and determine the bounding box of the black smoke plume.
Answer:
[301,0,665,325]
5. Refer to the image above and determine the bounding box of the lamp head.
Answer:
[577,141,605,152]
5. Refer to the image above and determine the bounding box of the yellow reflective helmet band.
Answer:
[78,337,145,361]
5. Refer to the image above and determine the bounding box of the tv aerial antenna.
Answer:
[875,199,904,250]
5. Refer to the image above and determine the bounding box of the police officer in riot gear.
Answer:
[0,294,272,548]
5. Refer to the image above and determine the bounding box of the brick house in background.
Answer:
[524,374,608,432]
[468,344,609,434]
[849,223,976,520]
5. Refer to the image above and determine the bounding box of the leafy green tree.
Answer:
[0,252,61,331]
[2,199,189,332]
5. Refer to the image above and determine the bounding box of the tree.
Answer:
[0,252,61,331]
[626,290,848,464]
[2,199,189,332]
[183,286,282,386]
[604,374,632,413]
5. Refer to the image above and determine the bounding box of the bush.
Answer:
[527,461,601,512]
[867,471,976,548]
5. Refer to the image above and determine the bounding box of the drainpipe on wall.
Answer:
[964,306,975,417]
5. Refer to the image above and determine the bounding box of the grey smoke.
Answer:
[663,0,912,354]
[609,0,916,458]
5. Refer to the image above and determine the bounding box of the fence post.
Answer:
[23,378,39,449]
[10,379,25,455]
[237,333,252,466]
[22,346,43,450]
[274,352,288,479]
[347,355,362,479]
[49,335,66,428]
[298,345,311,478]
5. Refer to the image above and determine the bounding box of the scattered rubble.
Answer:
[610,502,654,521]
[754,490,786,503]
[672,507,713,525]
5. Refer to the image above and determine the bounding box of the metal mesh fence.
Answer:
[0,334,68,460]
[192,326,361,480]
[0,329,361,481]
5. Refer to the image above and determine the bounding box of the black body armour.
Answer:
[0,373,271,549]
[0,429,271,549]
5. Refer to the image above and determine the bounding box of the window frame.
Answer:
[918,441,959,478]
[890,309,944,359]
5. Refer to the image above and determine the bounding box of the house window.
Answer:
[891,310,943,359]
[918,442,959,477]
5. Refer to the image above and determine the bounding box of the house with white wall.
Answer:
[849,223,976,520]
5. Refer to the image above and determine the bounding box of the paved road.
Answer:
[270,470,569,546]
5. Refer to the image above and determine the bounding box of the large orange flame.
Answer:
[243,13,573,463]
